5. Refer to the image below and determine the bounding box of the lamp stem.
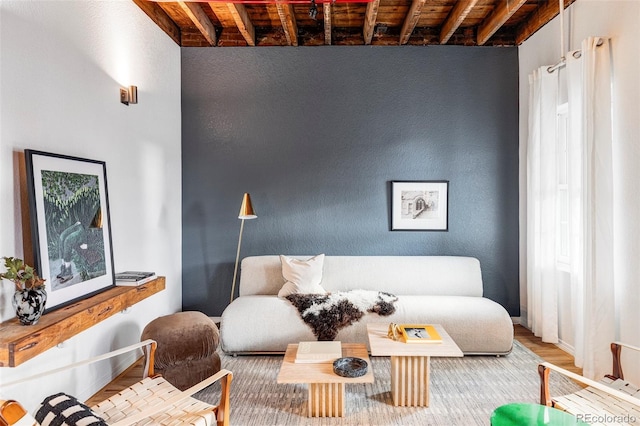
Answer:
[230,218,245,304]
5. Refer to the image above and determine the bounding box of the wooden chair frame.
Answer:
[0,339,232,426]
[539,342,640,413]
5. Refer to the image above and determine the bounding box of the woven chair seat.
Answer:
[0,340,232,426]
[92,376,218,426]
[539,343,640,426]
[552,377,640,425]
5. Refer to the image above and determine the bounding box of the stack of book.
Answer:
[295,341,342,363]
[115,271,156,286]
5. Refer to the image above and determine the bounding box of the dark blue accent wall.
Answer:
[181,46,520,317]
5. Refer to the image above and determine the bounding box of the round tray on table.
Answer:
[333,357,368,378]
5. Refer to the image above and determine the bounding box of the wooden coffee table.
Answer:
[277,342,374,417]
[366,323,463,407]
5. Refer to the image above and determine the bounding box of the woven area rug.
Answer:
[196,341,581,426]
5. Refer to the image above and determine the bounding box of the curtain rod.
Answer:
[547,39,604,74]
[550,0,566,74]
[547,57,568,74]
[546,0,603,74]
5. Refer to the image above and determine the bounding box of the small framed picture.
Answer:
[399,324,442,344]
[25,150,116,312]
[391,180,449,231]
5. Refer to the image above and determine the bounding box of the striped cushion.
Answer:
[35,393,107,426]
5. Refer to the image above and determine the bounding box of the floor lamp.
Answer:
[230,193,257,303]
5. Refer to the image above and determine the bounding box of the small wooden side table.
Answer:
[366,323,463,407]
[277,343,374,417]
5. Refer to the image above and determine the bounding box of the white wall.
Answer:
[0,0,181,410]
[519,0,640,381]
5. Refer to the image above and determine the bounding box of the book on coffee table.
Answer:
[295,341,342,363]
[399,324,443,343]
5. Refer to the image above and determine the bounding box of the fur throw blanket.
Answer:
[285,290,398,341]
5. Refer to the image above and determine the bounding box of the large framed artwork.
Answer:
[25,150,115,312]
[391,180,449,231]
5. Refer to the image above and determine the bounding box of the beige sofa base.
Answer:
[220,294,513,355]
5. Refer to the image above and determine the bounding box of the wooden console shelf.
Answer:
[0,276,165,367]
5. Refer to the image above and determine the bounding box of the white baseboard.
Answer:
[555,339,575,356]
[512,319,577,358]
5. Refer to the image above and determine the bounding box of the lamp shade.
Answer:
[238,193,257,219]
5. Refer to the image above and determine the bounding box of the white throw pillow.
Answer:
[277,254,327,298]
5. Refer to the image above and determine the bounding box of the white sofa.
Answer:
[220,255,514,355]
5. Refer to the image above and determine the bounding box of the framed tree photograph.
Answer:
[25,150,115,312]
[391,180,449,231]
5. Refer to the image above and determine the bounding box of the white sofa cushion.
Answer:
[239,255,484,297]
[277,254,326,297]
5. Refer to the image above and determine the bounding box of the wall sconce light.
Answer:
[120,85,138,106]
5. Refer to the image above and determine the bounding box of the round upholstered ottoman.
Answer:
[141,311,221,391]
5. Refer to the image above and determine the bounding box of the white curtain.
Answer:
[526,37,614,372]
[526,66,559,343]
[566,37,614,380]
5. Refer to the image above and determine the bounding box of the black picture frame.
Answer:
[391,180,449,231]
[25,150,115,312]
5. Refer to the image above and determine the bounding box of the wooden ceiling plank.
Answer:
[178,2,217,46]
[324,3,332,45]
[399,0,427,45]
[363,0,381,45]
[477,0,527,45]
[439,0,479,44]
[276,3,299,46]
[516,0,577,45]
[227,3,256,46]
[132,0,181,45]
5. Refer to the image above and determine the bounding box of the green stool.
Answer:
[491,403,589,426]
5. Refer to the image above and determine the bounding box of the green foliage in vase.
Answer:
[0,257,46,291]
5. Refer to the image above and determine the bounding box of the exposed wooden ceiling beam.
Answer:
[399,0,427,45]
[323,3,332,45]
[477,0,527,45]
[363,0,381,45]
[226,3,256,46]
[135,0,565,48]
[132,0,181,45]
[516,0,577,45]
[178,2,217,46]
[439,0,478,44]
[276,3,298,46]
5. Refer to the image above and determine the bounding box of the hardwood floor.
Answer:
[514,324,582,375]
[85,324,582,406]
